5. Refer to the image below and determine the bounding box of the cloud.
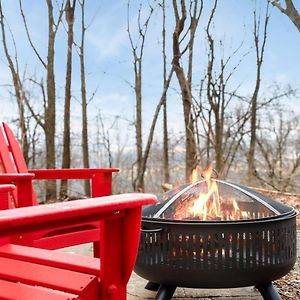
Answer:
[85,3,130,62]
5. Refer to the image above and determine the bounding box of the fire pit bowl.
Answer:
[134,180,298,300]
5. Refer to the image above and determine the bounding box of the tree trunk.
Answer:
[45,0,57,201]
[135,70,143,191]
[127,2,153,191]
[161,0,170,184]
[0,2,29,163]
[79,0,90,196]
[163,96,170,184]
[247,4,269,184]
[60,0,76,199]
[271,0,300,31]
[172,0,198,182]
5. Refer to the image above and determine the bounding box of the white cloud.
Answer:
[87,29,128,61]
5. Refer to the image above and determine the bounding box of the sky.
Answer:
[0,0,299,148]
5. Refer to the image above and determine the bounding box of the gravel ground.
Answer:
[273,231,300,300]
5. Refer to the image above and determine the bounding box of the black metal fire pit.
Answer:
[134,180,298,300]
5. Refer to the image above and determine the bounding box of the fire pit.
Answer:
[134,172,298,300]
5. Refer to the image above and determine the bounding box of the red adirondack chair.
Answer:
[0,184,156,299]
[0,122,119,253]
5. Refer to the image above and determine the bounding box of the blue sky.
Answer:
[0,0,299,143]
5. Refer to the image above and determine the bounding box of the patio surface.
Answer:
[127,272,261,299]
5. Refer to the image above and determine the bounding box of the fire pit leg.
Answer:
[155,285,176,300]
[145,281,160,291]
[256,282,281,300]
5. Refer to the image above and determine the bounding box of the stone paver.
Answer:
[127,272,261,299]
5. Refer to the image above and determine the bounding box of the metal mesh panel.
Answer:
[136,214,297,290]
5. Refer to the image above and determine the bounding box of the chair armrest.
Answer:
[0,174,36,207]
[0,184,15,193]
[0,193,155,236]
[0,193,156,299]
[0,173,35,182]
[29,168,120,197]
[0,184,15,209]
[28,168,119,180]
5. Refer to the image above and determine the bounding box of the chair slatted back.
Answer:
[0,123,37,207]
[2,123,29,173]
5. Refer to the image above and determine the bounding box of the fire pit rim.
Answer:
[142,209,298,226]
[146,180,296,222]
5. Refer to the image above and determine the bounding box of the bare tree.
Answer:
[255,109,300,191]
[172,0,203,182]
[128,1,174,191]
[127,1,152,191]
[191,0,270,179]
[271,0,300,31]
[161,0,170,185]
[60,0,76,199]
[247,2,270,184]
[19,0,64,200]
[0,1,29,162]
[200,0,253,178]
[96,111,113,168]
[77,0,90,195]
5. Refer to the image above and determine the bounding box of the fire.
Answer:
[174,166,245,221]
[189,166,200,183]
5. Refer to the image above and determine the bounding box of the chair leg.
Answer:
[93,241,100,258]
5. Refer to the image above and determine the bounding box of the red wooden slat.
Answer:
[100,217,125,299]
[2,123,28,173]
[0,124,16,173]
[92,172,113,197]
[30,227,100,249]
[122,207,143,283]
[30,168,119,179]
[0,193,156,234]
[0,173,35,180]
[0,125,18,207]
[1,123,37,206]
[0,256,97,295]
[0,185,15,209]
[0,173,36,207]
[11,221,100,249]
[0,278,79,300]
[30,169,118,197]
[0,244,100,276]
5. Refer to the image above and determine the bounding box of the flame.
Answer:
[190,166,221,220]
[189,166,200,183]
[174,166,245,221]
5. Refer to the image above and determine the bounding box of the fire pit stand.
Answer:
[134,181,298,300]
[145,281,281,300]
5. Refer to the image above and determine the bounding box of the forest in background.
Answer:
[0,0,299,201]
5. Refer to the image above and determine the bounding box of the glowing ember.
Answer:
[173,166,247,221]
